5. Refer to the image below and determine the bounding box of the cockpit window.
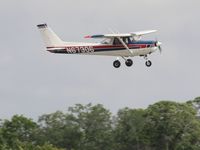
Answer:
[129,37,134,42]
[101,38,112,44]
[113,37,130,45]
[122,37,129,44]
[113,38,121,45]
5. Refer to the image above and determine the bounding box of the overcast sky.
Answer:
[0,0,200,119]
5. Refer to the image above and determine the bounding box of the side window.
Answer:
[129,37,134,43]
[122,37,129,44]
[113,38,121,45]
[125,38,129,44]
[101,38,111,44]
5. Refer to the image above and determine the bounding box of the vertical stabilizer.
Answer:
[37,24,64,47]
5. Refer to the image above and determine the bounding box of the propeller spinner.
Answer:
[155,41,162,53]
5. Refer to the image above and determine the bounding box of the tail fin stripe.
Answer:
[37,24,47,28]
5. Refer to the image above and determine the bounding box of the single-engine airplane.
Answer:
[37,24,162,68]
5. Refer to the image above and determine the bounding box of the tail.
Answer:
[37,24,64,48]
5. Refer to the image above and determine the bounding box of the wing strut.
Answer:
[117,37,133,55]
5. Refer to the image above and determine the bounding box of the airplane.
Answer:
[37,23,162,68]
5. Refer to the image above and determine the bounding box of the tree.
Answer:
[0,115,38,150]
[38,104,114,150]
[1,99,200,150]
[35,143,64,150]
[144,101,200,150]
[68,103,113,150]
[187,97,200,118]
[113,108,147,150]
[38,111,82,150]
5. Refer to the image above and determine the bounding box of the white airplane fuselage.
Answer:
[47,40,158,57]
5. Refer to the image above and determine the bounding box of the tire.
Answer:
[113,60,121,68]
[125,59,133,67]
[145,60,152,67]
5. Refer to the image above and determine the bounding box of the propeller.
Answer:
[155,40,162,54]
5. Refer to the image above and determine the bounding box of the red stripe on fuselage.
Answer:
[47,44,151,49]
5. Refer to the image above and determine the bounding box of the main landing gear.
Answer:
[113,60,121,68]
[125,59,133,67]
[113,58,133,68]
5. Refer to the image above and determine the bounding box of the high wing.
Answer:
[130,30,157,36]
[84,30,157,39]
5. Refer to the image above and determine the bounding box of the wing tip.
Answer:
[84,35,92,38]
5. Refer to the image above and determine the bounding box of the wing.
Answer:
[130,30,157,41]
[84,33,131,38]
[84,30,157,39]
[130,30,157,36]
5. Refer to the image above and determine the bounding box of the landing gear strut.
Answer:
[113,60,121,68]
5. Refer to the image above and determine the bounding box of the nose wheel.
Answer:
[144,55,152,67]
[145,60,152,67]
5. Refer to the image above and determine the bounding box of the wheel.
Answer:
[113,60,121,68]
[125,59,133,67]
[145,60,152,67]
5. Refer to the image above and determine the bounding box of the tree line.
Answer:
[0,97,200,150]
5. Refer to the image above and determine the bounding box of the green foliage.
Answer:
[113,108,146,150]
[144,101,200,150]
[68,104,113,150]
[37,104,113,150]
[34,143,65,150]
[1,98,200,150]
[38,111,81,150]
[187,97,200,118]
[0,115,38,150]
